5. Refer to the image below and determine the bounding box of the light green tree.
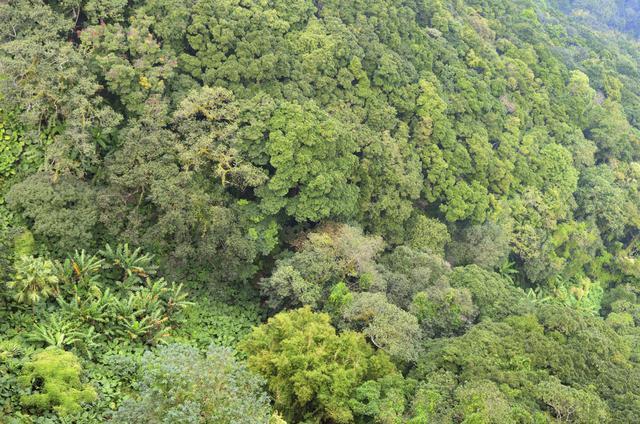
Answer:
[239,307,406,423]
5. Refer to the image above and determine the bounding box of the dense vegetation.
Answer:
[2,0,640,422]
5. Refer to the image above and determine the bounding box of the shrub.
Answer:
[18,348,96,416]
[113,344,271,424]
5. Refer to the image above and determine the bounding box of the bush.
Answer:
[18,348,96,416]
[113,344,272,424]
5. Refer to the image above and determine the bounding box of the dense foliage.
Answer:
[113,344,272,423]
[2,0,640,422]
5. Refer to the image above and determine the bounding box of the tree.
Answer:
[576,164,633,241]
[239,307,406,423]
[238,97,360,222]
[0,1,121,176]
[415,306,639,422]
[81,18,178,115]
[536,377,609,423]
[589,100,640,162]
[448,265,531,321]
[83,0,129,22]
[98,103,260,284]
[113,344,272,424]
[566,70,596,129]
[410,282,478,338]
[407,371,457,423]
[342,292,423,362]
[260,224,384,310]
[357,127,423,244]
[447,221,511,270]
[6,173,98,255]
[379,246,451,309]
[406,215,451,256]
[182,0,315,92]
[260,264,319,310]
[453,380,523,423]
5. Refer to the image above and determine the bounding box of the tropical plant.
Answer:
[26,314,102,358]
[6,256,59,305]
[26,314,83,349]
[55,249,104,289]
[497,258,520,284]
[542,276,605,315]
[109,278,191,344]
[100,243,158,285]
[57,286,117,329]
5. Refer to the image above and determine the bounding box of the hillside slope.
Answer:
[1,0,640,422]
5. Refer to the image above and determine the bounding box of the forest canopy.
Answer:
[2,0,640,422]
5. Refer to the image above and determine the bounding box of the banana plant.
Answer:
[128,278,192,317]
[55,249,104,290]
[114,309,168,345]
[73,326,102,359]
[112,278,192,344]
[57,286,117,330]
[26,314,82,349]
[99,243,158,285]
[165,282,192,316]
[497,258,519,284]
